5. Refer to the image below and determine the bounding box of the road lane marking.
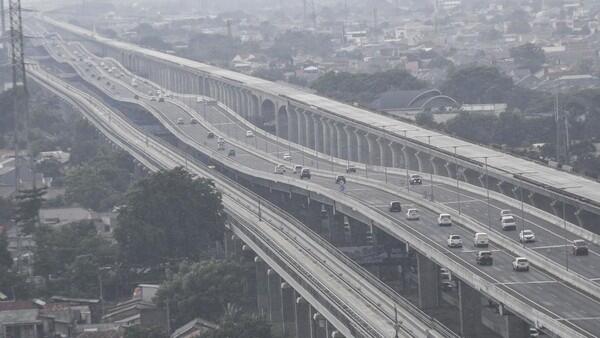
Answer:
[529,244,568,250]
[494,280,558,286]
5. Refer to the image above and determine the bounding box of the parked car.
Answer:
[389,201,402,212]
[512,257,530,271]
[474,232,489,247]
[406,208,419,220]
[409,174,423,185]
[346,165,357,173]
[572,240,589,256]
[283,153,292,161]
[501,215,517,231]
[519,230,536,243]
[207,132,215,139]
[447,234,463,248]
[438,213,452,226]
[300,168,311,179]
[293,165,303,174]
[476,251,493,265]
[246,130,254,137]
[274,164,286,174]
[190,118,198,124]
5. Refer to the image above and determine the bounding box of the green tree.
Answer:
[14,187,47,235]
[0,197,14,223]
[0,233,12,269]
[115,167,225,267]
[208,305,272,338]
[252,67,285,82]
[155,259,251,325]
[441,66,513,104]
[510,43,545,73]
[33,221,117,298]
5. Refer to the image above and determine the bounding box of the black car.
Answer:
[389,201,402,212]
[335,175,346,184]
[572,240,589,256]
[409,174,423,185]
[207,132,215,139]
[228,149,236,157]
[346,166,357,173]
[476,251,493,265]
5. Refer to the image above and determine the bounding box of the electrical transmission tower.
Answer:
[8,0,29,193]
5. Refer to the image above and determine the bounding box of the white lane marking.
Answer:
[461,249,503,253]
[557,316,600,321]
[530,244,569,250]
[440,199,481,205]
[494,280,558,286]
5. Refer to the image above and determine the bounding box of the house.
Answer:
[0,301,42,338]
[170,318,218,338]
[102,285,166,330]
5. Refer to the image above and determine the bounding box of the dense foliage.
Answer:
[156,260,252,325]
[311,69,426,104]
[115,167,225,267]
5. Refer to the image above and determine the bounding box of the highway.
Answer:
[26,63,458,338]
[33,31,600,337]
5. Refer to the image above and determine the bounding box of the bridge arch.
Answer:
[277,106,289,139]
[260,99,276,133]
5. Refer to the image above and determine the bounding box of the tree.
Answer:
[0,233,12,269]
[441,66,514,104]
[208,305,272,338]
[115,167,225,267]
[155,259,252,325]
[415,111,436,128]
[510,43,545,73]
[0,197,14,223]
[33,221,117,298]
[252,67,285,82]
[14,187,47,235]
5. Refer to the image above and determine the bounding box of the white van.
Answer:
[474,232,489,247]
[501,215,517,231]
[438,213,452,226]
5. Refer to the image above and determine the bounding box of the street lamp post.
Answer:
[511,171,538,245]
[439,144,470,215]
[395,128,418,191]
[414,134,443,201]
[555,185,582,271]
[469,155,503,229]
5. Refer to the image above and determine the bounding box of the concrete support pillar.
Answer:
[390,143,401,168]
[344,126,357,161]
[504,313,529,338]
[321,118,330,155]
[296,109,306,146]
[281,282,296,338]
[416,252,439,309]
[356,131,368,164]
[366,134,378,165]
[458,280,483,338]
[255,257,269,316]
[268,269,284,336]
[295,295,311,338]
[328,120,338,158]
[288,109,299,143]
[378,138,392,167]
[336,123,347,160]
[305,112,315,149]
[310,308,327,338]
[314,116,324,153]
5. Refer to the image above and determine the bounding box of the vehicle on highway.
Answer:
[512,257,530,271]
[474,232,489,247]
[389,201,402,212]
[572,240,589,256]
[500,209,512,218]
[207,132,215,139]
[335,175,346,184]
[447,234,463,248]
[409,174,423,185]
[228,149,236,157]
[131,79,137,87]
[519,230,536,243]
[293,165,303,174]
[148,91,153,96]
[406,208,419,220]
[134,94,139,100]
[217,138,225,150]
[438,213,452,226]
[196,96,203,103]
[176,118,184,125]
[246,130,254,137]
[218,137,224,143]
[300,168,311,179]
[346,165,357,173]
[274,164,286,174]
[158,97,165,102]
[283,153,292,161]
[150,96,156,101]
[476,251,493,265]
[190,118,198,124]
[501,215,517,231]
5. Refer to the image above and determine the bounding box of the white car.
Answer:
[246,130,254,137]
[473,232,489,247]
[438,213,452,226]
[501,215,517,231]
[283,153,292,161]
[519,230,535,243]
[447,234,463,248]
[512,257,530,272]
[500,209,512,218]
[406,208,419,220]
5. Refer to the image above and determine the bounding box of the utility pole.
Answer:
[555,92,569,164]
[1,0,6,36]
